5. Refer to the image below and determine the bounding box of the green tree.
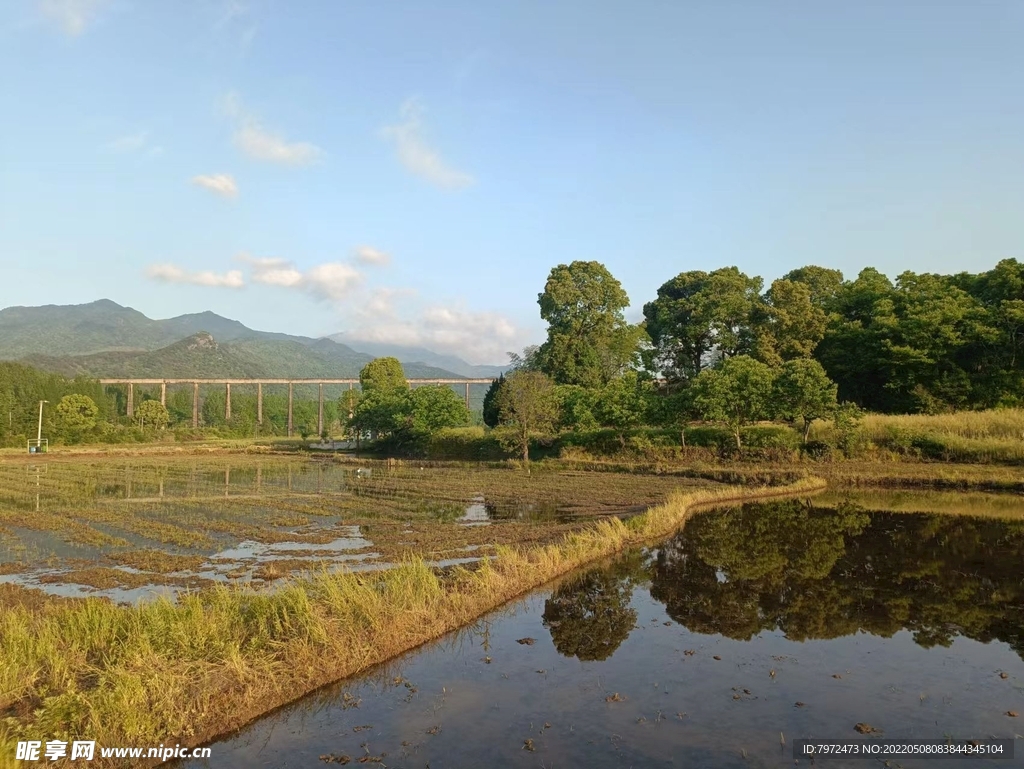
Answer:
[691,355,775,451]
[814,267,896,410]
[54,394,98,440]
[593,371,653,443]
[135,399,170,430]
[338,389,361,434]
[773,358,838,443]
[537,261,645,387]
[752,279,827,366]
[495,370,559,463]
[359,357,408,393]
[481,374,505,428]
[782,265,844,312]
[643,267,762,382]
[409,385,469,433]
[351,389,412,438]
[554,385,598,431]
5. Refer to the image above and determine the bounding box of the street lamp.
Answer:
[37,400,48,444]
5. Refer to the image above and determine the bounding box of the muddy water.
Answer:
[181,498,1024,768]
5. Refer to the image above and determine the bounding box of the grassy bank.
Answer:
[0,477,824,768]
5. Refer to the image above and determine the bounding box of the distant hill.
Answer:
[0,299,504,382]
[0,299,311,358]
[330,336,508,378]
[24,332,463,380]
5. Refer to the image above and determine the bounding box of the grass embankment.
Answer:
[0,476,824,768]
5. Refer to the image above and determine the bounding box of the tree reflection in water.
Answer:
[542,549,649,661]
[542,498,1024,661]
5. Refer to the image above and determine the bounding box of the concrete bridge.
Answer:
[98,378,496,436]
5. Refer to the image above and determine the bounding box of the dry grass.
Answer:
[810,408,1024,465]
[858,409,1024,441]
[815,489,1024,520]
[0,477,824,768]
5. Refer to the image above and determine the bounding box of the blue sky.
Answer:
[2,1,1023,363]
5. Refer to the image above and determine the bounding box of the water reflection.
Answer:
[184,498,1024,769]
[545,498,1024,661]
[542,550,647,661]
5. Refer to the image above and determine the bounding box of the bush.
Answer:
[425,427,506,461]
[740,425,800,450]
[803,440,837,461]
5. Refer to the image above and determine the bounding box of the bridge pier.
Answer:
[127,383,134,419]
[225,383,232,421]
[257,383,263,425]
[317,383,324,437]
[287,383,293,437]
[160,382,166,407]
[465,382,470,409]
[192,382,199,428]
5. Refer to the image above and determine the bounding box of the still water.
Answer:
[183,498,1024,768]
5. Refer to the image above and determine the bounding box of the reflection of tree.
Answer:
[648,499,1024,658]
[542,551,648,661]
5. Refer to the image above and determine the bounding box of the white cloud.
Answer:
[352,246,391,266]
[224,93,322,165]
[238,254,305,287]
[40,0,108,36]
[146,263,245,288]
[237,254,362,300]
[381,98,474,189]
[191,173,239,198]
[105,132,148,153]
[346,304,521,364]
[304,263,363,301]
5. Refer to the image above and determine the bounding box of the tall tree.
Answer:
[359,357,408,393]
[482,374,505,428]
[814,268,896,410]
[537,261,644,387]
[643,267,762,382]
[752,279,828,366]
[782,265,844,312]
[495,370,559,463]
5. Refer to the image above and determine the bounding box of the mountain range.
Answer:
[0,300,507,380]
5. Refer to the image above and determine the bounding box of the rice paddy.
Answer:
[0,453,822,768]
[0,457,718,605]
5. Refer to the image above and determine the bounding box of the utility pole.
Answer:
[37,400,48,443]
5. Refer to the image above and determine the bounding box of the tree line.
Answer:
[477,258,1024,458]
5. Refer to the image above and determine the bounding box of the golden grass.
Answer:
[810,408,1024,464]
[815,489,1024,520]
[858,409,1024,441]
[0,477,824,768]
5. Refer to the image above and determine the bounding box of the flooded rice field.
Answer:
[182,495,1024,768]
[0,458,707,604]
